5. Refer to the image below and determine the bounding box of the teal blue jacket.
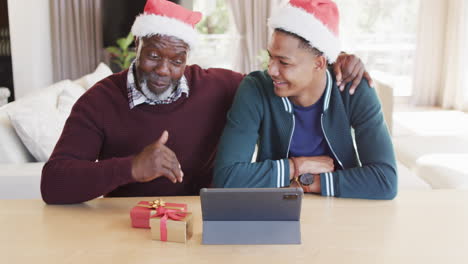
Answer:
[214,70,397,200]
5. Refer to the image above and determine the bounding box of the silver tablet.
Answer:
[200,187,303,244]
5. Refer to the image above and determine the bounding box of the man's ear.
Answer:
[314,56,327,71]
[134,37,140,48]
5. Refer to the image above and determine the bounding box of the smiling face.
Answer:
[267,30,326,101]
[135,35,189,96]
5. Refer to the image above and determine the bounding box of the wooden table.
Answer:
[1,190,467,264]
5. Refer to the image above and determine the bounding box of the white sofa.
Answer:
[0,63,113,199]
[393,109,468,189]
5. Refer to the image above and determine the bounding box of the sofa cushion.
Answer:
[7,80,84,162]
[0,79,69,163]
[2,63,112,164]
[397,161,431,190]
[0,162,44,199]
[0,105,35,163]
[394,135,468,189]
[415,154,468,189]
[74,62,113,90]
[57,80,87,113]
[393,135,468,169]
[393,109,468,189]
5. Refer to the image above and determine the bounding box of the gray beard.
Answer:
[140,79,176,101]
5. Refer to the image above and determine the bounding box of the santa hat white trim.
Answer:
[131,13,198,48]
[268,4,340,63]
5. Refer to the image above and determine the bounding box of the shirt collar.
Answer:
[126,61,189,109]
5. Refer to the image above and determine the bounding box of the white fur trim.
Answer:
[268,4,340,63]
[131,13,198,48]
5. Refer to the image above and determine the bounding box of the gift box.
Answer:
[150,210,193,243]
[130,200,187,229]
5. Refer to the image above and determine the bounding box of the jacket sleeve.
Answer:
[321,81,397,200]
[41,87,135,204]
[214,76,291,188]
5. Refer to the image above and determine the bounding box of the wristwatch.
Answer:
[299,173,315,186]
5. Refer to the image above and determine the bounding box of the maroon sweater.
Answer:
[41,65,244,204]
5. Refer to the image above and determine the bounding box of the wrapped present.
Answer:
[150,206,193,243]
[130,199,187,229]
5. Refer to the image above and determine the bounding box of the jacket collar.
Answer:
[281,69,333,113]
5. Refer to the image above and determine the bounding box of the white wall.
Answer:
[7,0,54,99]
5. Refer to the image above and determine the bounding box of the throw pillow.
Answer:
[7,80,83,162]
[74,63,113,90]
[57,81,86,114]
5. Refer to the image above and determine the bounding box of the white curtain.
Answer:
[227,0,284,74]
[411,0,447,106]
[50,0,103,82]
[412,0,468,111]
[440,0,468,111]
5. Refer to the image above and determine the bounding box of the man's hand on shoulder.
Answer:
[131,130,184,184]
[332,52,374,95]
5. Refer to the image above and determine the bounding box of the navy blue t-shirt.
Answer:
[289,94,330,158]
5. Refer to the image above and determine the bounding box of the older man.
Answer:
[41,0,370,204]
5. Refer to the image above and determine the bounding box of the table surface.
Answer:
[1,190,467,264]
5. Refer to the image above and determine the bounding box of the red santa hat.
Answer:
[131,0,202,48]
[268,0,341,63]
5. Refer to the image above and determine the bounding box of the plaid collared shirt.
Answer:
[126,61,189,109]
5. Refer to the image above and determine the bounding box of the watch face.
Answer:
[299,173,314,185]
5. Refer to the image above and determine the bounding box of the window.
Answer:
[188,0,237,70]
[335,0,420,96]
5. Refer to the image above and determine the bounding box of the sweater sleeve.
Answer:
[41,87,135,204]
[320,81,397,200]
[213,76,291,188]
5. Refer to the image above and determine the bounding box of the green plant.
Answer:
[195,0,230,34]
[105,32,137,70]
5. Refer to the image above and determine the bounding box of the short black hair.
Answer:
[274,28,323,57]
